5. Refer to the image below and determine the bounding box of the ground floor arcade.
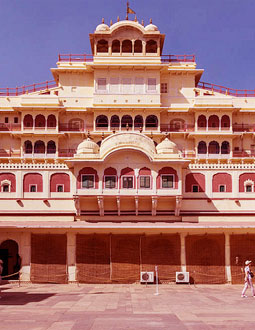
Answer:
[1,221,255,285]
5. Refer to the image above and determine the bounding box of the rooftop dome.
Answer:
[95,18,110,32]
[144,19,158,32]
[156,137,179,154]
[76,138,99,155]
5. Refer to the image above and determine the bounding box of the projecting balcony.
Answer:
[0,123,21,131]
[58,123,93,133]
[160,123,195,133]
[233,124,255,132]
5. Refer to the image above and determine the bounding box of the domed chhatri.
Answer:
[95,18,110,32]
[76,138,99,155]
[156,137,179,154]
[145,18,159,32]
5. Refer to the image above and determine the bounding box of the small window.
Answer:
[192,185,199,193]
[4,117,8,124]
[246,184,252,193]
[82,175,95,189]
[160,83,168,93]
[161,175,174,188]
[2,184,10,192]
[122,176,134,189]
[30,185,37,192]
[219,185,225,192]
[14,117,19,124]
[140,176,151,188]
[97,78,107,92]
[147,78,156,92]
[57,184,64,192]
[105,176,116,189]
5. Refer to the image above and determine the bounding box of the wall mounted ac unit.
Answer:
[176,272,189,283]
[140,272,154,283]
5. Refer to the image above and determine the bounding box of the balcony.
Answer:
[59,123,93,133]
[160,123,195,133]
[0,123,21,131]
[161,54,195,63]
[233,124,255,132]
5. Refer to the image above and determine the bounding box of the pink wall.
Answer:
[185,173,205,192]
[0,173,16,192]
[212,173,232,192]
[50,173,70,192]
[23,173,43,192]
[157,167,178,189]
[104,167,117,175]
[77,167,99,189]
[239,173,255,192]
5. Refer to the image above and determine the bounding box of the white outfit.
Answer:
[242,265,255,296]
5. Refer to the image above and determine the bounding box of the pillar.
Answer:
[19,232,31,281]
[67,232,76,282]
[180,232,187,273]
[225,232,232,283]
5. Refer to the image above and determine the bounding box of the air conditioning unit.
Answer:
[176,272,189,283]
[140,271,154,283]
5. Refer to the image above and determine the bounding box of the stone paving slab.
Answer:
[0,283,255,329]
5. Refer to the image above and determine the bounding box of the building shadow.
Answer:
[0,292,55,305]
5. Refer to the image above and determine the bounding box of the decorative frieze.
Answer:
[0,163,68,170]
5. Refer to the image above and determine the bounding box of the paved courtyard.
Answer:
[0,282,254,329]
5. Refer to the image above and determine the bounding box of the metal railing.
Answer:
[58,54,94,62]
[197,81,255,97]
[0,80,58,96]
[161,54,195,63]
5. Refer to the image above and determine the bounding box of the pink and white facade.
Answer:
[0,18,255,284]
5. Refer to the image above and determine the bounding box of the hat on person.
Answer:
[245,260,252,265]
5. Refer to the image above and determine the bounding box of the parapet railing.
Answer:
[0,80,58,96]
[197,81,255,97]
[161,54,195,62]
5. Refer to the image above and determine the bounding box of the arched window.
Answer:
[50,173,70,192]
[121,167,135,189]
[78,167,99,189]
[97,39,108,53]
[110,115,120,129]
[134,40,142,53]
[208,141,220,154]
[0,173,16,193]
[122,40,132,53]
[239,173,255,192]
[96,115,108,128]
[157,167,178,189]
[208,115,219,129]
[24,114,33,128]
[134,115,143,129]
[145,115,158,128]
[35,115,46,128]
[146,40,157,53]
[112,40,120,53]
[197,115,207,129]
[170,118,185,132]
[221,115,230,129]
[47,141,56,154]
[34,140,45,154]
[121,115,133,128]
[221,141,230,154]
[198,141,207,154]
[104,167,117,189]
[47,115,56,128]
[24,140,33,154]
[23,173,43,192]
[139,167,151,189]
[68,118,84,131]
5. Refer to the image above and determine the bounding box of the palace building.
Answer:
[1,16,255,284]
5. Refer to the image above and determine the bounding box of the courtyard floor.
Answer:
[0,282,254,329]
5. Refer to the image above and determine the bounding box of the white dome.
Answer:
[95,23,110,32]
[156,138,178,154]
[145,23,158,32]
[76,138,99,155]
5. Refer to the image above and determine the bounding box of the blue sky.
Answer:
[0,0,255,90]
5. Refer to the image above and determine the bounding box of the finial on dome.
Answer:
[126,14,128,20]
[102,18,104,23]
[150,18,152,24]
[141,19,144,26]
[87,131,91,139]
[117,16,120,22]
[110,19,113,26]
[134,15,137,22]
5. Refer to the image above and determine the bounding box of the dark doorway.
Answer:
[0,239,20,280]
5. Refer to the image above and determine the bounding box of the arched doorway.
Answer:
[0,239,21,280]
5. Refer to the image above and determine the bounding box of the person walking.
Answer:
[241,260,255,298]
[0,259,3,299]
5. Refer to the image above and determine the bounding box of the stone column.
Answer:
[19,232,31,281]
[225,232,232,283]
[67,232,76,282]
[180,232,187,273]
